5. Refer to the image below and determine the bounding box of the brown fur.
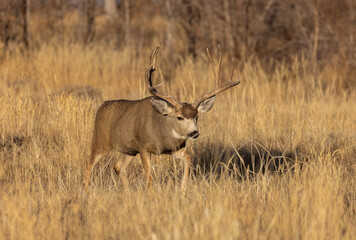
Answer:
[180,103,198,119]
[83,97,192,190]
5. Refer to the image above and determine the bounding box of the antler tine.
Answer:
[147,43,164,91]
[206,48,216,80]
[228,57,235,81]
[193,48,240,108]
[206,44,222,85]
[145,44,182,109]
[150,43,161,70]
[217,44,222,84]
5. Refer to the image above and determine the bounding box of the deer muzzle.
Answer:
[188,131,199,140]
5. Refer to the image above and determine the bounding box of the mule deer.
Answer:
[83,44,240,190]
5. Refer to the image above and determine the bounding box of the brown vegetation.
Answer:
[0,1,355,239]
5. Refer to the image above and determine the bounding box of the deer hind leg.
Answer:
[83,150,110,190]
[114,154,135,188]
[139,150,152,187]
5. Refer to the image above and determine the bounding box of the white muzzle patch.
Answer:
[172,129,186,140]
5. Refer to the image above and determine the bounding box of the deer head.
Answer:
[146,44,240,140]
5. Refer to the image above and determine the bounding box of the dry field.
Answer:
[0,43,355,239]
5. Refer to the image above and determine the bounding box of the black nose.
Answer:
[188,131,199,139]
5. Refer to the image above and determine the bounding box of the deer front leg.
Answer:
[174,148,191,191]
[181,151,191,191]
[139,150,152,187]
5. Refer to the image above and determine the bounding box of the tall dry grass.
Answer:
[0,43,355,239]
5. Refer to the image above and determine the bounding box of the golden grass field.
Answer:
[0,43,355,239]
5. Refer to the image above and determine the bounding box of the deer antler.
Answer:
[193,45,240,108]
[145,44,182,109]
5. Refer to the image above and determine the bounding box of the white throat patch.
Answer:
[172,129,186,140]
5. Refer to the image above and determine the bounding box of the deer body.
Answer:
[93,97,189,156]
[83,44,240,190]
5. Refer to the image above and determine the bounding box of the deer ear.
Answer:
[151,97,174,115]
[197,96,216,113]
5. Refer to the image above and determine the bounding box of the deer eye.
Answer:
[177,117,184,121]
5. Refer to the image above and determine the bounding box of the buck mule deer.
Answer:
[83,44,240,190]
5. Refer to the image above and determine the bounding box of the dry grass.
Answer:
[0,43,355,239]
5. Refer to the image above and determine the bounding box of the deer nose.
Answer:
[188,131,199,139]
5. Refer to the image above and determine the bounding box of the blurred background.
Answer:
[0,3,355,238]
[1,0,355,89]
